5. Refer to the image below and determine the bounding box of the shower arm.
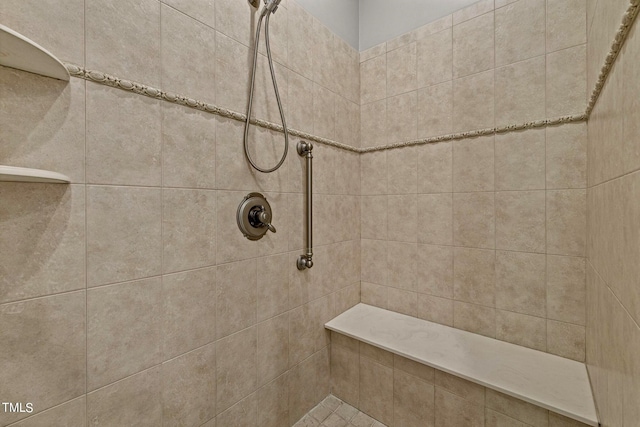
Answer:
[297,141,313,270]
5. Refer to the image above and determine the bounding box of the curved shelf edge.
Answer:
[0,24,70,81]
[0,166,71,183]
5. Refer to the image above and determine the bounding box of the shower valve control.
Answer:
[237,192,276,241]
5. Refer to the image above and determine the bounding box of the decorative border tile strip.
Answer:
[64,0,637,155]
[359,114,588,153]
[65,63,360,154]
[586,0,640,116]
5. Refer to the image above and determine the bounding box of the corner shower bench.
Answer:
[325,303,598,426]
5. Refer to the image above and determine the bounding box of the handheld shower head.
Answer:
[264,0,282,14]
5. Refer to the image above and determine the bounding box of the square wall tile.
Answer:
[453,136,495,192]
[387,43,418,97]
[387,145,418,194]
[417,28,453,88]
[216,327,257,414]
[359,357,394,425]
[361,282,389,309]
[162,344,216,426]
[417,194,453,245]
[388,287,419,317]
[434,388,484,426]
[0,292,86,426]
[495,0,545,67]
[87,186,162,287]
[258,313,289,387]
[453,301,496,338]
[453,192,495,249]
[388,195,418,243]
[547,190,586,256]
[0,184,85,304]
[495,56,546,126]
[418,81,453,139]
[418,294,454,326]
[387,242,418,292]
[546,45,587,117]
[418,142,453,193]
[418,244,454,298]
[288,2,314,79]
[547,320,585,362]
[162,189,216,273]
[387,91,418,144]
[394,369,436,427]
[453,70,495,132]
[495,191,546,253]
[485,389,549,427]
[87,278,162,390]
[257,253,290,322]
[453,13,495,78]
[454,247,496,307]
[495,251,546,317]
[546,0,587,53]
[495,128,545,191]
[546,123,587,189]
[87,368,162,427]
[547,255,586,325]
[360,55,387,104]
[257,373,289,427]
[86,83,162,186]
[361,100,388,149]
[216,259,257,339]
[86,0,161,86]
[13,397,86,427]
[434,370,485,404]
[453,0,494,25]
[361,196,388,240]
[496,310,546,351]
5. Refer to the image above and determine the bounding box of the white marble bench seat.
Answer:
[325,304,598,426]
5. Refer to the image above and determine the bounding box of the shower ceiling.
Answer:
[294,0,481,51]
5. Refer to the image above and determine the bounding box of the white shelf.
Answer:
[0,166,70,183]
[0,24,70,81]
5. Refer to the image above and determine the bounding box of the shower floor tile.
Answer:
[294,395,387,427]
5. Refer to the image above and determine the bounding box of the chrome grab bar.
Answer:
[297,141,313,270]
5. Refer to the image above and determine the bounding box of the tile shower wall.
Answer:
[0,1,360,426]
[360,0,589,362]
[585,0,640,425]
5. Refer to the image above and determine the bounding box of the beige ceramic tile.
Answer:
[454,247,496,307]
[359,357,393,426]
[394,369,436,427]
[486,389,549,427]
[387,195,418,243]
[162,103,216,189]
[216,393,257,426]
[549,412,592,427]
[162,344,216,426]
[257,374,289,427]
[417,244,454,297]
[257,313,289,386]
[361,151,387,195]
[434,388,484,427]
[417,81,453,138]
[547,190,586,256]
[394,354,436,383]
[253,55,289,124]
[87,278,162,390]
[546,0,587,53]
[360,99,387,149]
[495,128,545,191]
[0,292,85,426]
[453,136,495,192]
[215,32,250,115]
[360,55,387,104]
[214,0,256,48]
[216,327,257,414]
[87,367,162,427]
[86,186,162,287]
[417,194,453,245]
[287,71,315,136]
[418,142,453,193]
[387,241,418,292]
[417,294,454,327]
[387,145,417,195]
[495,56,546,126]
[0,184,85,304]
[86,83,161,186]
[623,20,640,175]
[335,96,360,147]
[161,4,216,104]
[453,301,496,338]
[496,310,547,351]
[86,0,161,86]
[495,0,545,66]
[546,45,587,117]
[485,408,530,427]
[387,287,418,317]
[495,251,546,317]
[386,91,418,144]
[547,255,586,325]
[288,303,316,367]
[361,196,388,240]
[495,191,546,253]
[452,0,495,25]
[312,19,337,92]
[415,15,453,39]
[216,259,257,339]
[161,0,215,28]
[453,70,495,132]
[256,253,289,322]
[330,341,359,406]
[546,123,587,189]
[162,267,216,359]
[453,12,495,78]
[435,370,485,404]
[453,192,495,249]
[387,31,417,52]
[417,28,453,88]
[8,397,86,427]
[547,320,585,362]
[360,343,393,368]
[361,240,388,285]
[288,2,314,79]
[361,282,389,309]
[387,43,417,97]
[360,42,387,63]
[162,189,216,273]
[0,69,85,183]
